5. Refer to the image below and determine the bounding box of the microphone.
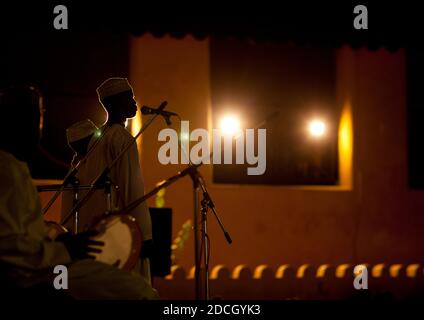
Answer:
[141,101,177,125]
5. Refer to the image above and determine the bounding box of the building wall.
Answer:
[353,48,424,264]
[37,34,424,272]
[127,34,424,271]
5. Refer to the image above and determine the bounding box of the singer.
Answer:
[61,77,155,286]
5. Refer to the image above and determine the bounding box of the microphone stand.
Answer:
[114,164,202,215]
[173,115,233,300]
[187,110,278,299]
[71,176,80,234]
[188,164,232,300]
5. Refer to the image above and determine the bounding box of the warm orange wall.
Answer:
[129,34,424,270]
[39,35,422,271]
[352,48,424,264]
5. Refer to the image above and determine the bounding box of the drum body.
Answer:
[45,215,141,272]
[91,214,142,272]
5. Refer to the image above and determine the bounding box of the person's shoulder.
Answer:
[108,124,135,142]
[0,150,26,172]
[0,151,28,187]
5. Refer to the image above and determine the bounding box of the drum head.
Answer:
[91,215,142,271]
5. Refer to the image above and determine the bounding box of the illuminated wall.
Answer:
[125,34,424,270]
[39,35,424,271]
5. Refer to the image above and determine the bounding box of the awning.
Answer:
[1,2,421,50]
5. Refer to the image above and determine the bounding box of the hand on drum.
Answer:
[56,230,104,261]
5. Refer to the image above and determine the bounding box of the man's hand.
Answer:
[56,230,104,261]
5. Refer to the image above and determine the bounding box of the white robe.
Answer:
[0,150,71,286]
[61,124,152,281]
[0,150,157,299]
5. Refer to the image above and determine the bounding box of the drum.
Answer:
[90,214,142,272]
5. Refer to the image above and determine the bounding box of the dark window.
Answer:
[210,38,338,185]
[406,48,424,189]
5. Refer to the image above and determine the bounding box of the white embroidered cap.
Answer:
[96,77,134,100]
[66,119,98,144]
